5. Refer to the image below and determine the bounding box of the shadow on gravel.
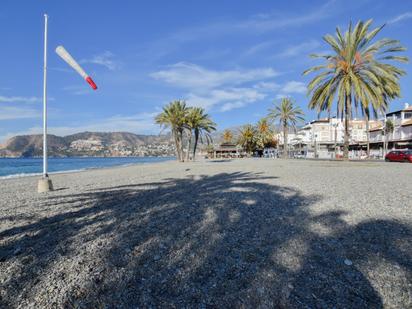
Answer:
[0,172,411,308]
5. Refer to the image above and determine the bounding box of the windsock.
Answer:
[55,46,97,90]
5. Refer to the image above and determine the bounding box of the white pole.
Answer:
[43,14,48,177]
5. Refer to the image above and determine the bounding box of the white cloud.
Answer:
[243,41,275,56]
[0,96,41,103]
[186,88,266,111]
[281,81,307,94]
[236,1,335,33]
[151,62,278,90]
[81,51,120,71]
[151,62,311,112]
[253,82,280,91]
[276,40,320,58]
[388,12,412,24]
[165,0,336,43]
[152,62,308,113]
[220,102,248,112]
[0,106,41,120]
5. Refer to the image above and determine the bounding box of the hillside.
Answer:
[0,132,174,157]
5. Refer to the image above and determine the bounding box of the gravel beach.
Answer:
[1,158,411,308]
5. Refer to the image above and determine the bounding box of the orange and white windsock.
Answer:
[55,45,97,90]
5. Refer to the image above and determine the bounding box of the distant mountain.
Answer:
[0,132,174,158]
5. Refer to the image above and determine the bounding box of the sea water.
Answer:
[0,157,174,179]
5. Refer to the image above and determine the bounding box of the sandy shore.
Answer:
[1,158,411,308]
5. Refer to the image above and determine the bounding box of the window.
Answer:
[404,112,412,119]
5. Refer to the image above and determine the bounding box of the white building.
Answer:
[70,139,103,151]
[275,103,412,159]
[275,132,297,146]
[369,103,412,156]
[280,118,380,159]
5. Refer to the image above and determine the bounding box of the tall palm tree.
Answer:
[384,118,394,156]
[155,100,189,162]
[238,124,256,156]
[268,97,304,158]
[222,129,234,144]
[304,19,407,160]
[361,106,371,158]
[184,108,197,162]
[255,118,275,150]
[185,107,216,161]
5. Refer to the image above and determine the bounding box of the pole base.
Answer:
[38,176,53,193]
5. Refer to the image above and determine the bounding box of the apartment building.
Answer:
[369,103,412,155]
[286,118,369,158]
[275,103,411,159]
[279,118,379,159]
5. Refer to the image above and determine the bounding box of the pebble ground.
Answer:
[0,159,411,308]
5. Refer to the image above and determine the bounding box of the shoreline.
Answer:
[0,156,404,181]
[1,156,408,181]
[0,156,175,180]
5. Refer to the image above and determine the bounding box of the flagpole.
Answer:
[38,14,53,193]
[43,14,48,177]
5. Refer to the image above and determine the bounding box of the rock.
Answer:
[344,259,353,266]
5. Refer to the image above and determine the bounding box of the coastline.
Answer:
[0,156,175,180]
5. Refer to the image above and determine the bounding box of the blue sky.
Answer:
[1,0,412,141]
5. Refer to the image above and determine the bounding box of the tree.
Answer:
[222,129,234,144]
[361,106,371,158]
[184,108,197,162]
[238,124,256,155]
[189,107,216,161]
[255,118,275,150]
[384,118,394,155]
[304,19,407,160]
[268,97,304,158]
[155,100,189,162]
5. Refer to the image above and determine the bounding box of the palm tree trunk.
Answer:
[283,121,288,159]
[384,133,388,157]
[178,130,185,162]
[192,129,199,162]
[186,130,192,162]
[343,96,350,160]
[365,115,370,158]
[173,129,181,161]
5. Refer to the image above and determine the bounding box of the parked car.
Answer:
[385,150,412,162]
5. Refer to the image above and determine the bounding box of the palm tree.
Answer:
[384,118,394,155]
[361,106,371,158]
[222,129,234,144]
[255,118,275,150]
[238,124,256,156]
[304,19,407,160]
[268,97,304,158]
[185,107,216,161]
[155,100,189,162]
[184,108,197,161]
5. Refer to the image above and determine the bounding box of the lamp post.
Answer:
[37,14,53,193]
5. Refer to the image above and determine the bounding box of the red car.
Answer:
[385,150,412,162]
